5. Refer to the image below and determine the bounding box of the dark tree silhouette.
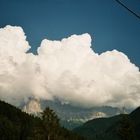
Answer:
[41,107,60,140]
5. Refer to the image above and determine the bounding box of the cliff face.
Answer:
[22,98,42,115]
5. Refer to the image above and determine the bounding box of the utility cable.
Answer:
[115,0,140,20]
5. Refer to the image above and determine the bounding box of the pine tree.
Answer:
[41,107,60,140]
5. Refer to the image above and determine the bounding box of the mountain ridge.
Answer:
[21,97,132,129]
[74,106,140,140]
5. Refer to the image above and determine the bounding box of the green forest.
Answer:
[0,100,140,140]
[0,100,86,140]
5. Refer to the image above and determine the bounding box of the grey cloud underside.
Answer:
[0,25,140,108]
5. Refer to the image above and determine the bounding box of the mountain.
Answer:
[74,107,140,140]
[22,97,42,116]
[74,115,124,140]
[22,97,131,129]
[0,100,86,140]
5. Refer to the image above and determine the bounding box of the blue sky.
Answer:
[0,0,140,68]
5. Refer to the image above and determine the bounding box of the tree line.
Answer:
[0,100,86,140]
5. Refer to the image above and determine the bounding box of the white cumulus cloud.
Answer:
[0,25,140,108]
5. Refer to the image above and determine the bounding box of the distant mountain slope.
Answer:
[40,99,131,129]
[74,107,140,140]
[74,115,125,140]
[22,97,131,129]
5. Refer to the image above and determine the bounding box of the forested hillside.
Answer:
[0,100,85,140]
[74,107,140,140]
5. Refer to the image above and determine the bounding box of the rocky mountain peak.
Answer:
[22,97,42,115]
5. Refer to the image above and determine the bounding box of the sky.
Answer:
[0,0,140,68]
[0,0,140,108]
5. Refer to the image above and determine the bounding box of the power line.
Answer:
[115,0,140,20]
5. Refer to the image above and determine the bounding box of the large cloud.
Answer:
[0,25,140,108]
